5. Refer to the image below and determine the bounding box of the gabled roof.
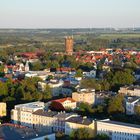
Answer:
[52,97,76,103]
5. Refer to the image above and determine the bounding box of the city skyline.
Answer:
[0,0,140,28]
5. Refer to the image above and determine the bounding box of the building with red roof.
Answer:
[51,97,77,111]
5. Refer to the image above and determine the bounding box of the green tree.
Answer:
[42,85,52,100]
[15,86,24,100]
[80,78,101,90]
[94,134,109,140]
[75,69,83,77]
[108,94,125,114]
[0,81,8,96]
[30,61,43,71]
[135,105,140,116]
[70,128,94,140]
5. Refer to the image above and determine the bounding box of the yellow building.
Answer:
[72,89,95,105]
[119,85,140,97]
[65,116,95,136]
[0,102,6,117]
[11,102,45,127]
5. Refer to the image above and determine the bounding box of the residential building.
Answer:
[72,89,95,105]
[51,97,77,110]
[95,91,112,105]
[83,69,96,78]
[125,96,140,115]
[48,79,64,96]
[53,112,78,132]
[65,116,95,135]
[38,81,47,91]
[32,109,57,133]
[97,119,140,140]
[118,85,140,97]
[25,71,49,80]
[0,102,6,117]
[134,69,140,80]
[11,102,45,127]
[0,123,55,140]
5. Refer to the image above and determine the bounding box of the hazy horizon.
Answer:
[0,0,140,28]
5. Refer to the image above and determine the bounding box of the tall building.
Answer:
[65,36,73,55]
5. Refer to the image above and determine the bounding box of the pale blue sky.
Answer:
[0,0,140,28]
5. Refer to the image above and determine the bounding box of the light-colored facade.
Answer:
[97,119,140,140]
[11,102,79,134]
[83,70,96,78]
[119,86,140,97]
[25,71,49,80]
[11,102,45,127]
[0,102,6,117]
[32,110,57,133]
[72,89,95,105]
[52,97,77,110]
[48,79,64,96]
[65,116,95,135]
[38,81,47,91]
[125,96,140,115]
[53,112,78,132]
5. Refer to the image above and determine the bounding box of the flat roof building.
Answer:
[97,119,140,140]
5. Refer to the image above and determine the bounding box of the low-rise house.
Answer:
[125,96,140,115]
[0,103,6,117]
[119,85,140,97]
[25,71,49,80]
[97,119,140,140]
[72,88,95,105]
[95,91,112,105]
[56,67,76,74]
[51,97,77,110]
[38,81,47,91]
[134,69,140,80]
[48,79,64,96]
[65,116,95,135]
[83,69,96,78]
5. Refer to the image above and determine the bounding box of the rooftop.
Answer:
[33,109,57,117]
[15,102,44,110]
[0,124,51,140]
[52,97,76,103]
[54,112,78,119]
[66,116,92,125]
[98,119,140,129]
[77,88,95,93]
[125,96,140,103]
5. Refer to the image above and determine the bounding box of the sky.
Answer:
[0,0,140,28]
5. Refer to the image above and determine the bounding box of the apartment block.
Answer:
[11,102,45,127]
[72,89,95,105]
[97,119,140,140]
